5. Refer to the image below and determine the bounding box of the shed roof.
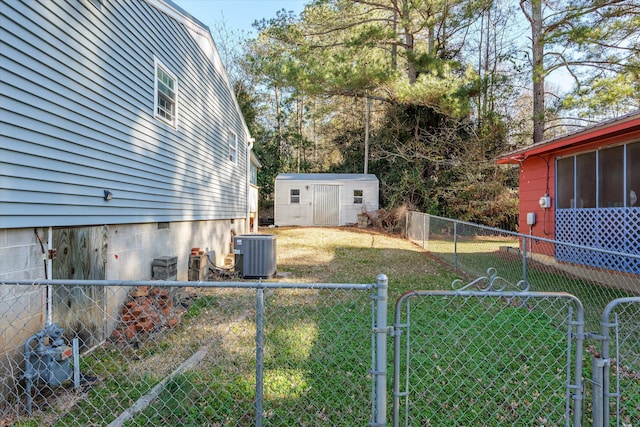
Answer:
[275,173,378,182]
[497,110,640,164]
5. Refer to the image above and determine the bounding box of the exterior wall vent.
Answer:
[233,234,277,279]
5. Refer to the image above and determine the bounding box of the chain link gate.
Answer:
[591,297,640,427]
[391,270,586,427]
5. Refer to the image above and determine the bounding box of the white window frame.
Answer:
[353,189,363,204]
[228,130,238,164]
[290,189,300,204]
[154,58,178,128]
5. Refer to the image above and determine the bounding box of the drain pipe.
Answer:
[246,137,254,234]
[46,227,53,327]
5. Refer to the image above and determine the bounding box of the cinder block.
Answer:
[153,256,177,267]
[152,256,178,279]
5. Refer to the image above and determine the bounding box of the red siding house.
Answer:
[498,111,640,273]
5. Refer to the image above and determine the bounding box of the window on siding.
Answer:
[627,142,639,207]
[229,131,238,164]
[353,189,363,204]
[290,189,300,204]
[154,59,178,128]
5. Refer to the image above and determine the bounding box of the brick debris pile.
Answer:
[110,286,181,342]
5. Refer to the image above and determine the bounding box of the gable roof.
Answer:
[498,110,640,164]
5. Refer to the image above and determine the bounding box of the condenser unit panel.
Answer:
[233,234,277,279]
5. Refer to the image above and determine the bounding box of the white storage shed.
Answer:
[274,173,379,226]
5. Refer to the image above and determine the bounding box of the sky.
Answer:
[172,0,308,35]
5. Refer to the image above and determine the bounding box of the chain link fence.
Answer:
[1,279,385,426]
[406,212,639,426]
[406,212,640,329]
[2,223,638,426]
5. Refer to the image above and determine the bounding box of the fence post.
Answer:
[373,274,389,426]
[522,235,528,284]
[405,212,409,239]
[422,213,426,249]
[255,284,265,427]
[425,214,430,249]
[453,222,458,272]
[591,356,605,427]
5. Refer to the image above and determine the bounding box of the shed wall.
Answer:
[274,181,314,226]
[274,178,378,226]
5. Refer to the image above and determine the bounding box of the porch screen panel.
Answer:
[555,143,639,273]
[627,142,639,207]
[576,152,596,208]
[599,145,624,208]
[556,157,574,209]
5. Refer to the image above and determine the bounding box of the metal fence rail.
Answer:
[0,278,388,426]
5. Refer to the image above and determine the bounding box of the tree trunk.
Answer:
[531,0,545,143]
[402,0,417,83]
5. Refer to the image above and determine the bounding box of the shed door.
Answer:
[313,185,340,226]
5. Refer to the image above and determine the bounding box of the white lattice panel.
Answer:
[555,208,639,273]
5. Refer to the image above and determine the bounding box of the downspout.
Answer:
[47,227,53,326]
[246,137,255,234]
[34,228,53,327]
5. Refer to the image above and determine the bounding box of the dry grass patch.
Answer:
[270,226,456,292]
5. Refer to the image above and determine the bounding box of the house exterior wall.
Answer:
[0,218,244,407]
[1,0,250,228]
[0,0,255,394]
[0,228,46,355]
[519,134,640,238]
[511,115,640,268]
[517,156,556,255]
[274,174,379,227]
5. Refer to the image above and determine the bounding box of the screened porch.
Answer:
[555,141,639,273]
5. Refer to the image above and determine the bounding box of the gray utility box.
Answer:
[233,234,277,279]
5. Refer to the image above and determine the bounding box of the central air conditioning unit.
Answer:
[233,234,277,279]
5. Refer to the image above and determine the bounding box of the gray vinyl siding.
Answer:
[0,0,249,228]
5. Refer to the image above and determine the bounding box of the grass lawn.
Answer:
[15,227,638,426]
